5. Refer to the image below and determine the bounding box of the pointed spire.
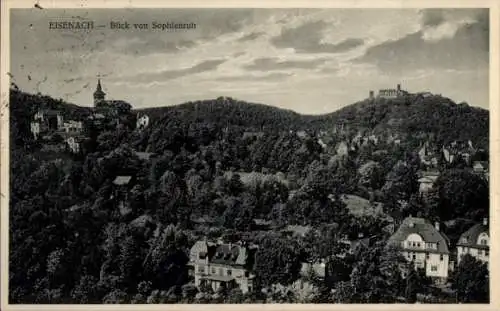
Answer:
[93,77,106,106]
[96,78,102,92]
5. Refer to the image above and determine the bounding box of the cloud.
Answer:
[244,57,327,71]
[237,31,265,42]
[420,9,446,27]
[114,59,226,83]
[216,72,293,82]
[355,10,489,74]
[270,20,365,53]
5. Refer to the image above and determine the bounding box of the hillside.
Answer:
[10,89,489,154]
[134,93,489,152]
[322,95,489,149]
[9,88,490,304]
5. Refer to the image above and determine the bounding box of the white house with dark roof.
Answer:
[388,217,450,281]
[417,171,440,195]
[456,218,489,267]
[189,240,257,293]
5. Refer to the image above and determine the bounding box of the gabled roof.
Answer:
[418,176,439,183]
[113,175,132,186]
[135,151,156,160]
[190,241,254,268]
[473,161,488,169]
[388,217,450,254]
[457,222,489,248]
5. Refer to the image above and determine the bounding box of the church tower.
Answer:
[93,79,106,106]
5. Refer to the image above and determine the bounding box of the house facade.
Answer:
[189,240,256,294]
[388,217,450,282]
[136,113,150,130]
[456,218,489,267]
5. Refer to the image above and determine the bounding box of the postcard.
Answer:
[1,0,498,310]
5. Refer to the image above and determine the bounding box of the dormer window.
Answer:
[461,237,468,243]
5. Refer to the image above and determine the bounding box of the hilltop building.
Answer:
[30,109,63,139]
[388,217,451,282]
[93,78,106,106]
[377,84,409,99]
[136,113,150,130]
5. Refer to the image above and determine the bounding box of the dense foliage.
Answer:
[9,89,489,303]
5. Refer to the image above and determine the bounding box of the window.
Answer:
[480,239,487,245]
[431,266,438,272]
[440,254,444,261]
[479,250,483,256]
[244,271,249,277]
[417,242,421,248]
[227,269,232,276]
[211,267,216,274]
[412,254,416,260]
[426,253,430,260]
[486,250,489,256]
[219,268,223,276]
[198,266,205,273]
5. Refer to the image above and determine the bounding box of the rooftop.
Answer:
[113,175,132,186]
[388,217,450,254]
[457,221,489,248]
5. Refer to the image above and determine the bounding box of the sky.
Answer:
[10,8,489,114]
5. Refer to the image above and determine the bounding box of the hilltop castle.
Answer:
[369,84,410,99]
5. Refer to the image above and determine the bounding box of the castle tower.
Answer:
[369,90,374,99]
[93,79,106,106]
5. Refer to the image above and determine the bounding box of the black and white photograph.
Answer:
[1,1,496,306]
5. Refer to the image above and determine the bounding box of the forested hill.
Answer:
[135,94,489,150]
[322,95,489,149]
[135,97,315,131]
[10,89,489,151]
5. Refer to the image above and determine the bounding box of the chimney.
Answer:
[397,84,401,92]
[483,218,488,226]
[435,221,440,232]
[369,90,374,99]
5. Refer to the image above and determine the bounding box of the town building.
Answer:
[188,240,257,293]
[473,161,488,174]
[456,218,489,267]
[30,109,64,139]
[417,171,440,195]
[62,120,84,134]
[388,217,451,282]
[136,113,150,130]
[65,136,86,154]
[112,175,133,216]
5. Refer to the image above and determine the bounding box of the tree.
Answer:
[254,235,302,287]
[435,169,489,221]
[451,254,489,303]
[358,161,384,190]
[338,243,407,303]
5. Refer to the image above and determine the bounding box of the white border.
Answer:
[1,1,498,310]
